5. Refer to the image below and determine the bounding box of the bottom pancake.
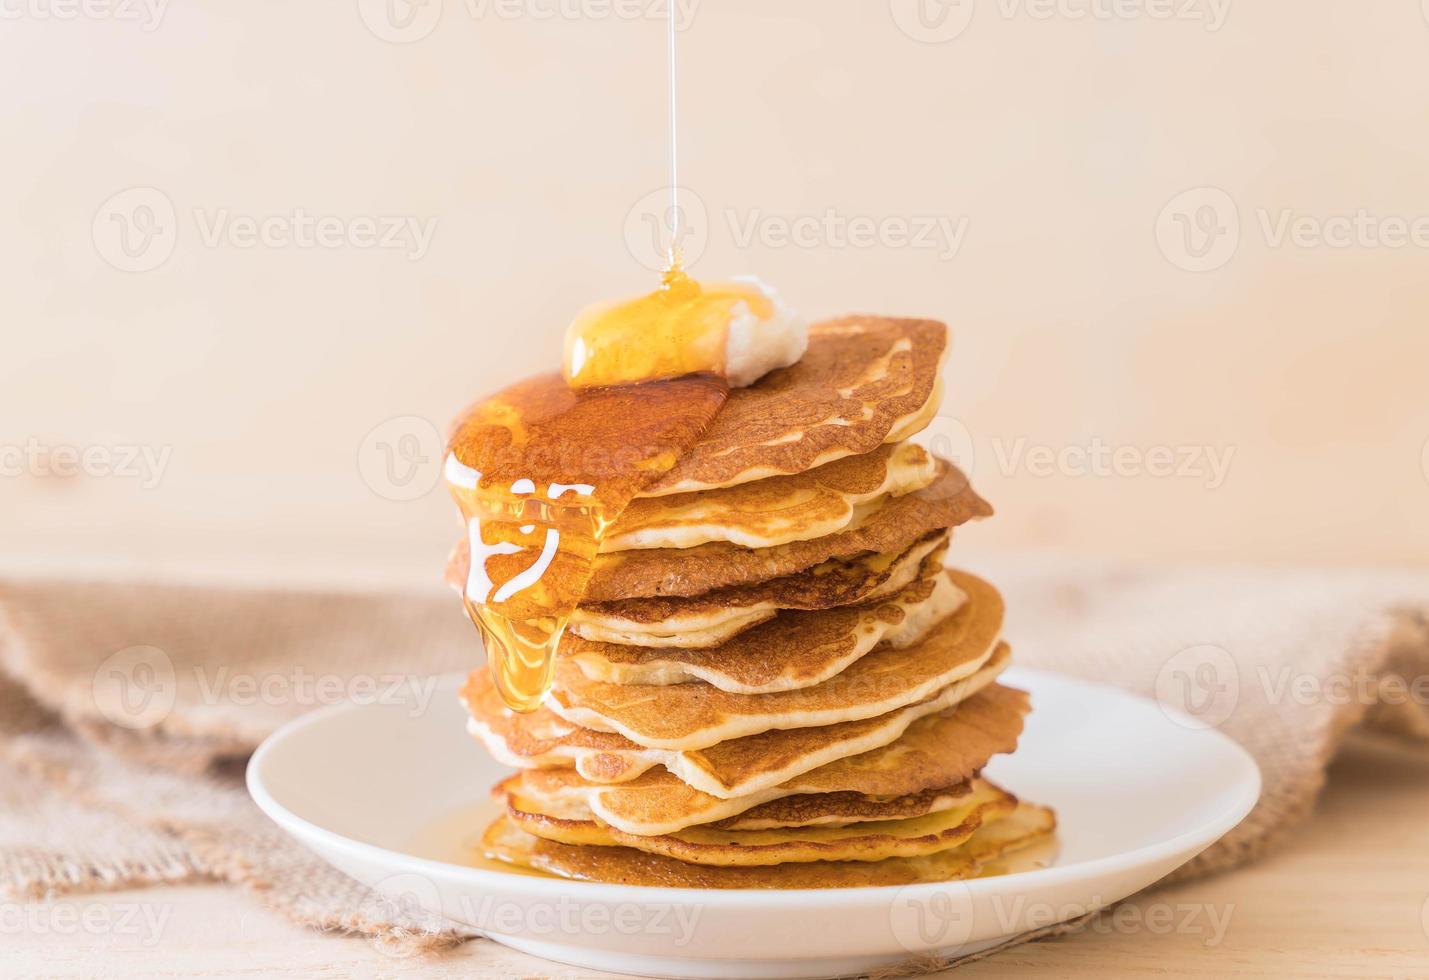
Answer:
[480,802,1057,889]
[504,778,1016,866]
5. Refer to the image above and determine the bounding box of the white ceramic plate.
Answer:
[247,668,1259,979]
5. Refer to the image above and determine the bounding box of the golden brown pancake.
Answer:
[563,562,964,693]
[548,570,1003,750]
[641,317,947,496]
[496,771,978,832]
[480,802,1056,888]
[583,461,989,601]
[506,779,1016,866]
[465,642,1012,797]
[712,784,973,831]
[603,442,937,553]
[568,532,949,649]
[492,684,1028,836]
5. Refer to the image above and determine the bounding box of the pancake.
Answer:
[602,441,937,553]
[494,684,1029,836]
[548,570,1003,750]
[641,317,947,496]
[497,771,977,832]
[584,461,989,601]
[713,784,973,831]
[506,778,1016,866]
[480,802,1057,888]
[564,562,964,693]
[465,642,1012,797]
[568,532,948,649]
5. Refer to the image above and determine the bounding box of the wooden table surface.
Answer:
[6,739,1427,979]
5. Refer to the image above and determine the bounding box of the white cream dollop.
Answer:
[722,277,808,388]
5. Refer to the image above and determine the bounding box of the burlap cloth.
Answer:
[1,558,1427,976]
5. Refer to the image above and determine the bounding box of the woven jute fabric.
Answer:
[1,560,1426,974]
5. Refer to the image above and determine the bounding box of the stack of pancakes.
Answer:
[454,317,1056,887]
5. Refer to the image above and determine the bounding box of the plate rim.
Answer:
[246,666,1262,907]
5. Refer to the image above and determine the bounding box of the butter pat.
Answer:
[563,270,807,389]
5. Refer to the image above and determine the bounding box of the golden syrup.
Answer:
[563,263,776,389]
[446,371,727,711]
[410,800,557,878]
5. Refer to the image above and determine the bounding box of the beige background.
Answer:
[4,0,1429,589]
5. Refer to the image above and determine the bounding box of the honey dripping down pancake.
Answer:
[444,373,728,711]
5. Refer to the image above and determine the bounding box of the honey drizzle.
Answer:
[449,7,757,712]
[446,373,727,711]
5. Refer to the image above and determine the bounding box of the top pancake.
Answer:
[602,441,938,553]
[640,317,947,497]
[584,461,989,601]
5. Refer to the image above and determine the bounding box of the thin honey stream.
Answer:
[447,5,754,713]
